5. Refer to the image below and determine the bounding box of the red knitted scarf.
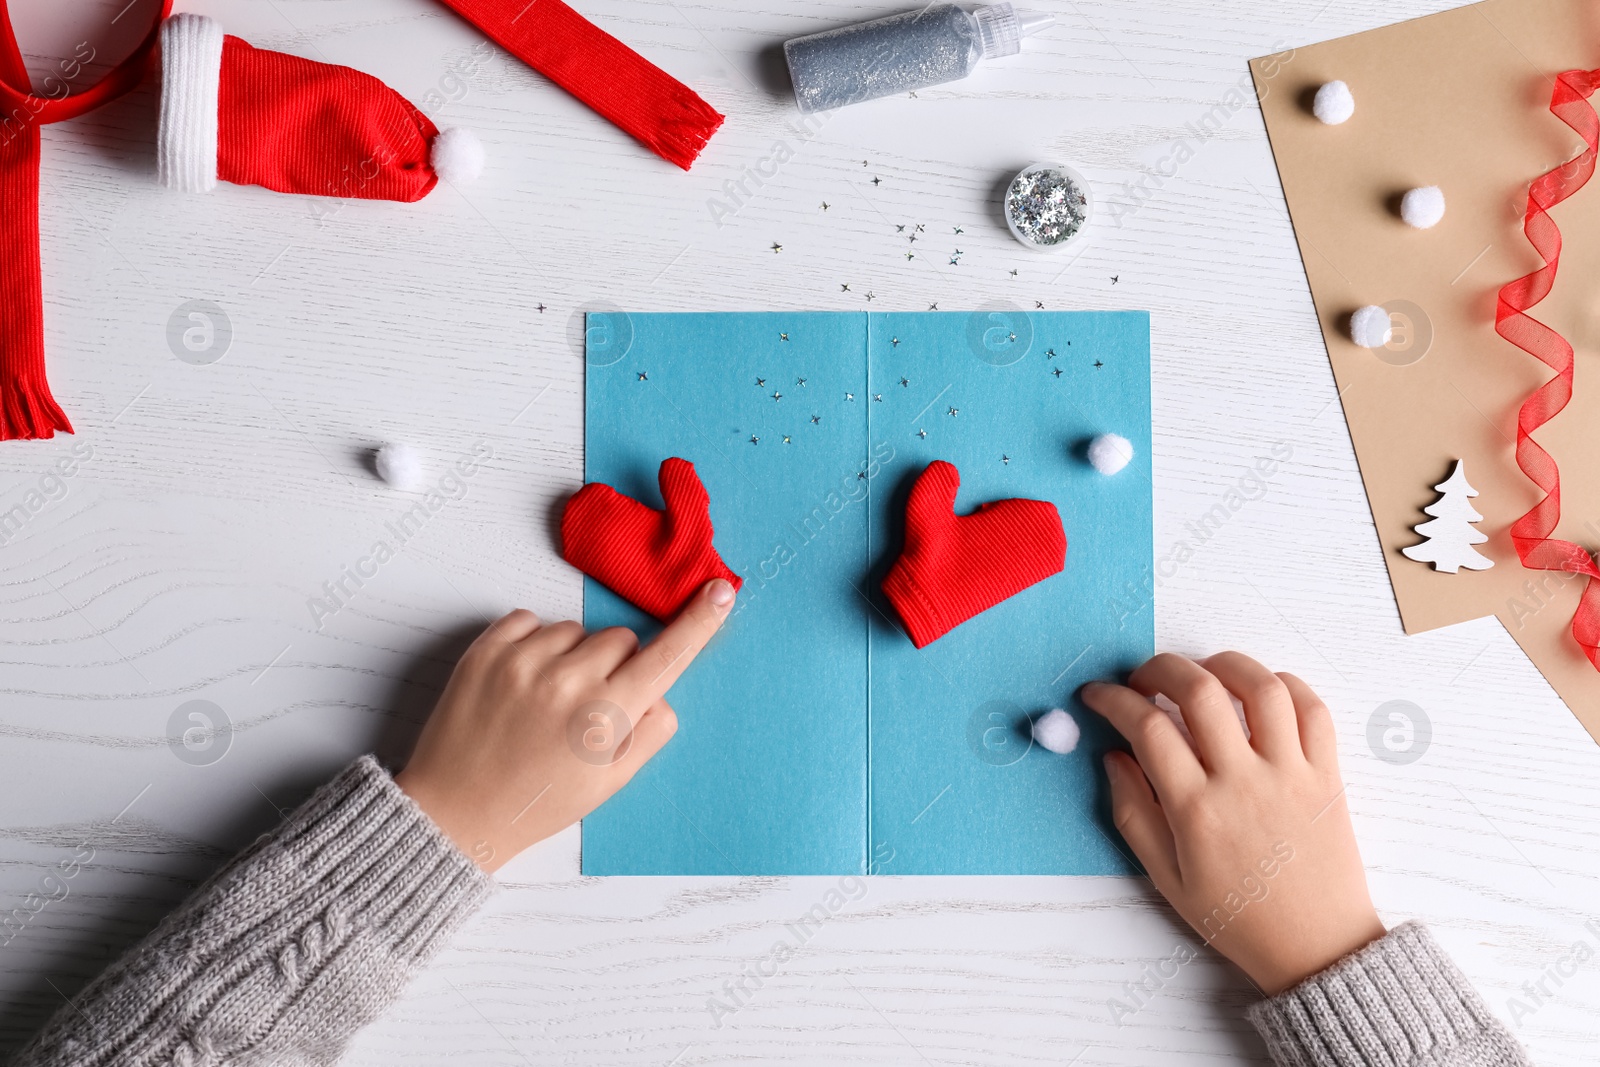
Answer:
[0,0,170,440]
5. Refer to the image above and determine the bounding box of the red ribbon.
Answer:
[1495,67,1600,668]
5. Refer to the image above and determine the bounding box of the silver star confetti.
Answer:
[1004,166,1089,247]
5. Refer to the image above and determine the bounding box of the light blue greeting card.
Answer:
[580,311,1152,876]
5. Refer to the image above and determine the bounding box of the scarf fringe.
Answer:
[0,377,73,440]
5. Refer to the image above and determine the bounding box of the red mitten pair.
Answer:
[562,457,1065,645]
[882,461,1066,648]
[562,458,742,621]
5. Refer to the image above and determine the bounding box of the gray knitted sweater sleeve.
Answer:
[12,755,492,1067]
[1247,921,1533,1067]
[10,758,1532,1067]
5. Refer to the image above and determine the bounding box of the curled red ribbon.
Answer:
[1495,68,1600,668]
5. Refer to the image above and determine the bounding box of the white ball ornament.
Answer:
[1033,708,1081,755]
[1349,305,1393,349]
[1088,433,1134,475]
[1313,80,1355,125]
[1400,185,1445,229]
[430,128,485,185]
[374,442,424,491]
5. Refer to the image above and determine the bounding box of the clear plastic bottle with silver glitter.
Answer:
[784,3,1053,114]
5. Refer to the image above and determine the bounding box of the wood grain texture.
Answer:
[4,0,1600,1063]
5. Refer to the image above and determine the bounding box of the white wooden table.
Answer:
[4,0,1599,1062]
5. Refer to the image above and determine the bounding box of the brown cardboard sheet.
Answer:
[1252,0,1600,739]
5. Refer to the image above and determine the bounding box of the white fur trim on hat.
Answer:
[157,14,224,193]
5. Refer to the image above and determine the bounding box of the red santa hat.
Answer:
[156,14,483,201]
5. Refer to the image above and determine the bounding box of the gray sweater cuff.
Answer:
[1246,921,1532,1067]
[246,753,493,963]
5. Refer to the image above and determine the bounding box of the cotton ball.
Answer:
[1313,80,1355,125]
[1400,185,1445,229]
[1032,708,1080,755]
[374,443,423,491]
[1088,433,1134,475]
[1349,305,1393,348]
[430,128,485,185]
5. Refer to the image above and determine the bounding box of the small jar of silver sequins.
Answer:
[1003,163,1092,252]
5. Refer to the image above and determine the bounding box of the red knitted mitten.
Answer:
[562,458,742,621]
[882,461,1067,648]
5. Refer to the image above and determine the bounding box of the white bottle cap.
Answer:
[974,3,1054,60]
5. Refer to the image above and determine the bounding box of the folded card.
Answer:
[580,311,1153,875]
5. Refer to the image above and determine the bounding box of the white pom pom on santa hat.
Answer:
[431,128,485,185]
[1088,433,1134,475]
[1350,305,1393,348]
[1313,80,1354,124]
[374,442,424,491]
[1400,185,1445,229]
[1033,708,1080,755]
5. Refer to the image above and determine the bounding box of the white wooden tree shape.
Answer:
[1401,459,1494,573]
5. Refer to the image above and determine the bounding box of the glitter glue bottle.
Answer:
[784,3,1054,114]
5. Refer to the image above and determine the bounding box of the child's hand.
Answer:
[1082,652,1385,995]
[396,579,736,872]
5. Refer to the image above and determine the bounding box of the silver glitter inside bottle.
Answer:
[784,3,1053,114]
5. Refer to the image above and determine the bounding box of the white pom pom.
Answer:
[430,128,485,185]
[374,443,423,491]
[1088,433,1134,475]
[1400,185,1445,229]
[1350,305,1393,348]
[1032,708,1080,755]
[1313,80,1355,125]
